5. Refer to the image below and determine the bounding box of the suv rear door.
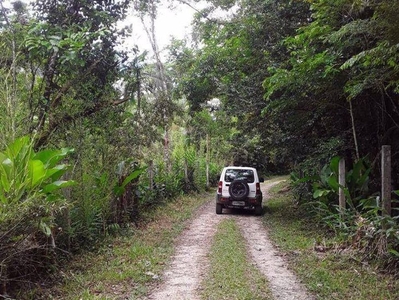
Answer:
[221,167,257,198]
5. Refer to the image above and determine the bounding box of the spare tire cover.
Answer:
[229,179,250,201]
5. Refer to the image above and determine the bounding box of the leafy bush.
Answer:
[0,136,75,292]
[293,156,372,225]
[293,156,399,264]
[352,206,399,260]
[292,156,371,209]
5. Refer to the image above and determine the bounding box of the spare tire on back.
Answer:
[229,179,249,201]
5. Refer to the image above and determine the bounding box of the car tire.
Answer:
[216,203,223,214]
[229,179,250,201]
[254,205,262,216]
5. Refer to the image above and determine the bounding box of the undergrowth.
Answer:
[21,192,212,299]
[264,181,399,299]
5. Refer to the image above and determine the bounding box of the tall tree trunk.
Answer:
[349,100,360,160]
[0,2,17,144]
[140,0,172,172]
[206,133,210,188]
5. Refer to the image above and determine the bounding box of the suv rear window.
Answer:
[224,169,255,183]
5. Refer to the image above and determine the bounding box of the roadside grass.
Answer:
[43,192,213,300]
[263,180,399,300]
[201,219,273,300]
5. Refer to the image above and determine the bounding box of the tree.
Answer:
[133,0,181,172]
[264,0,399,187]
[0,1,30,147]
[177,0,310,170]
[21,0,132,148]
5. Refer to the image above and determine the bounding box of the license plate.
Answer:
[232,201,245,206]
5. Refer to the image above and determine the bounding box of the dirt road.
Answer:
[146,180,313,300]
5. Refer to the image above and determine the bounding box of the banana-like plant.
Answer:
[311,156,371,210]
[0,136,76,291]
[0,135,75,233]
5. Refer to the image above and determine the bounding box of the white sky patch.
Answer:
[126,1,206,58]
[124,1,238,59]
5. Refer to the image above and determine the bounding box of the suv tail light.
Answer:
[218,181,223,193]
[256,183,261,195]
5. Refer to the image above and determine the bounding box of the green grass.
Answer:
[263,181,399,300]
[30,179,399,299]
[201,219,273,300]
[41,192,212,300]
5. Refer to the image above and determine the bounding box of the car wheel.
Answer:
[228,179,250,201]
[254,205,262,216]
[216,203,223,214]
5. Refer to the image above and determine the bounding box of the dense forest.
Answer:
[1,0,399,296]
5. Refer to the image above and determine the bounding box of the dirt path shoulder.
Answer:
[145,180,313,300]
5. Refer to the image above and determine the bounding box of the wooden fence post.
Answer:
[339,158,346,214]
[206,133,210,188]
[148,160,154,191]
[381,145,392,216]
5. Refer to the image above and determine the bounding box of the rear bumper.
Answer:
[216,193,262,209]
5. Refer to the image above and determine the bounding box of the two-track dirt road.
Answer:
[146,180,314,300]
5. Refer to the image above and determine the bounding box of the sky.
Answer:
[127,1,237,59]
[127,1,206,56]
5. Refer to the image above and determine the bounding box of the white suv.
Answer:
[216,166,264,215]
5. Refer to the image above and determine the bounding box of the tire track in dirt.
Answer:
[146,180,314,300]
[146,199,227,300]
[236,180,314,300]
[237,215,313,300]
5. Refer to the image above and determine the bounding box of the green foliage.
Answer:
[24,22,100,68]
[176,0,310,170]
[0,135,75,290]
[263,0,399,192]
[292,155,399,263]
[294,156,371,210]
[314,200,399,262]
[265,181,399,299]
[56,114,136,246]
[114,166,146,197]
[67,171,115,247]
[3,0,399,295]
[41,191,211,299]
[354,207,399,259]
[311,156,340,202]
[0,136,75,212]
[0,0,229,296]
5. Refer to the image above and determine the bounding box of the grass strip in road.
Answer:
[264,181,399,300]
[45,192,212,300]
[201,218,273,300]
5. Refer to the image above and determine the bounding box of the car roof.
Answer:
[223,166,256,171]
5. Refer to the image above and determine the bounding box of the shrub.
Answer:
[293,156,399,265]
[0,136,75,294]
